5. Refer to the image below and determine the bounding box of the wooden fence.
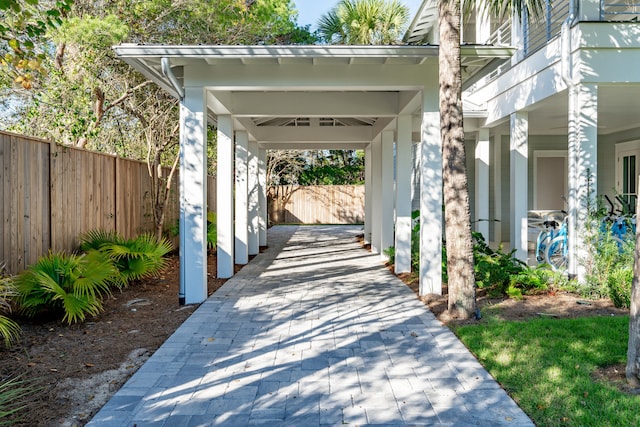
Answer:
[268,185,364,224]
[1,131,216,274]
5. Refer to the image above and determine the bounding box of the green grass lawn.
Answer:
[455,315,639,427]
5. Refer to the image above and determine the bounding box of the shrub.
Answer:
[0,264,21,347]
[168,211,217,250]
[409,213,550,298]
[206,211,217,250]
[14,251,115,324]
[79,230,173,287]
[0,376,39,424]
[383,246,395,264]
[607,266,632,309]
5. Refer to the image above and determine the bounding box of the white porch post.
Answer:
[248,141,259,256]
[235,130,249,265]
[258,148,268,247]
[493,133,503,245]
[217,115,234,278]
[475,1,491,44]
[475,128,490,240]
[371,135,382,254]
[568,83,598,280]
[395,115,412,273]
[420,96,442,295]
[364,144,372,244]
[381,130,395,259]
[179,85,208,304]
[510,112,529,262]
[511,12,525,63]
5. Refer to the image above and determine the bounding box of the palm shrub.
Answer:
[168,211,217,250]
[0,376,39,424]
[0,264,21,347]
[80,230,173,287]
[14,251,115,324]
[206,211,217,250]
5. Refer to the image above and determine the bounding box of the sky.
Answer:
[293,0,424,31]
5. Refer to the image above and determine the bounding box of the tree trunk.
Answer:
[439,0,477,319]
[627,177,640,389]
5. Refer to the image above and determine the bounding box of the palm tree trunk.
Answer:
[627,179,640,389]
[439,0,477,319]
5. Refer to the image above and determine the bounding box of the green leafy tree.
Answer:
[0,0,73,89]
[299,150,364,185]
[317,0,409,44]
[5,0,314,238]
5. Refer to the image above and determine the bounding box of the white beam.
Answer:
[475,128,490,240]
[179,86,208,304]
[217,115,235,278]
[235,130,249,265]
[510,112,529,262]
[420,99,442,295]
[226,92,401,117]
[395,115,412,273]
[370,135,382,254]
[248,141,259,256]
[381,130,395,260]
[258,148,268,247]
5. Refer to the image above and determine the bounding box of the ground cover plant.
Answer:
[455,315,638,426]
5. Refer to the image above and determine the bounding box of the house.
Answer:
[407,0,640,280]
[114,0,639,304]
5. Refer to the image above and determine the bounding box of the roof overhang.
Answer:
[113,44,514,149]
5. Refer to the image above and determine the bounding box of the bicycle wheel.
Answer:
[535,230,550,263]
[544,235,568,271]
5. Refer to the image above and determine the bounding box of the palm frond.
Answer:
[78,229,123,252]
[0,376,40,423]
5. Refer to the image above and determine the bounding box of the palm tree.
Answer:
[439,0,543,318]
[317,0,410,45]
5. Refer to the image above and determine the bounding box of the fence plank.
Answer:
[1,131,202,275]
[269,185,364,225]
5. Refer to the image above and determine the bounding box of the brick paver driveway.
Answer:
[88,225,533,427]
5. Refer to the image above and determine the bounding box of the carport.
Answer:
[113,44,511,304]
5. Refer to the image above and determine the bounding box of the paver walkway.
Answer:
[88,225,533,427]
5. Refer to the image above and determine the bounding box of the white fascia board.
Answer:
[113,44,440,61]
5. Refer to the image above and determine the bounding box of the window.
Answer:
[616,141,640,212]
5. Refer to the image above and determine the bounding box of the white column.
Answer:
[179,86,208,304]
[493,133,503,245]
[248,141,259,256]
[580,0,601,20]
[217,115,234,278]
[235,130,249,265]
[364,144,372,244]
[510,112,529,262]
[381,130,395,260]
[395,115,412,273]
[568,83,598,280]
[258,148,268,247]
[370,135,382,254]
[420,95,442,295]
[475,128,490,240]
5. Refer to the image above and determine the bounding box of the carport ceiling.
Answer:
[114,44,514,149]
